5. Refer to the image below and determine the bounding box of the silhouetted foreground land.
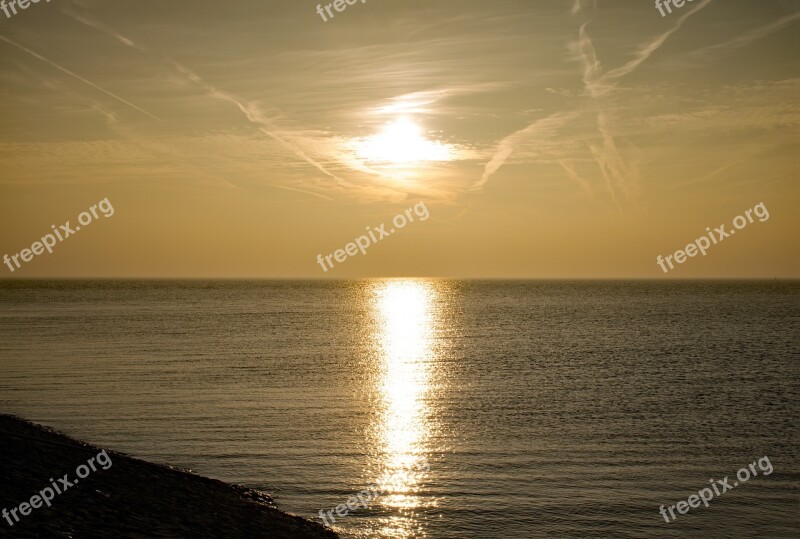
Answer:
[0,415,338,538]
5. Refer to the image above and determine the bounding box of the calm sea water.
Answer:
[0,280,798,538]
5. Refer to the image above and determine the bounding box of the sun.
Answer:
[354,118,452,165]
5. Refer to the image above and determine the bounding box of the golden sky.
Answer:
[0,0,798,278]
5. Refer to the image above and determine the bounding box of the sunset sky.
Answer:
[1,0,798,278]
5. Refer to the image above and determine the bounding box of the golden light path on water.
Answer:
[370,279,437,537]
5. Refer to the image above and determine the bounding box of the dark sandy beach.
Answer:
[0,415,337,538]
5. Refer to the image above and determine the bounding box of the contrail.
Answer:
[600,0,714,84]
[471,112,577,191]
[62,8,147,52]
[688,10,800,61]
[62,10,349,187]
[170,62,351,188]
[266,182,335,201]
[577,0,714,97]
[567,0,712,205]
[0,34,161,121]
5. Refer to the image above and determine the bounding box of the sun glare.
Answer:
[354,118,452,165]
[372,280,434,514]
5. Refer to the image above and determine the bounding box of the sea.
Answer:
[1,280,798,538]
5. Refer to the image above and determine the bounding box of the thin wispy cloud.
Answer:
[570,0,597,16]
[471,112,578,191]
[175,64,353,190]
[0,34,161,121]
[565,0,712,205]
[61,7,144,51]
[62,8,356,196]
[558,159,593,196]
[573,0,714,98]
[476,0,714,201]
[589,111,642,208]
[599,0,714,88]
[688,10,800,61]
[62,6,484,202]
[1,0,796,278]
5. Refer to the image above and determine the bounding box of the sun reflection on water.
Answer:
[370,279,437,536]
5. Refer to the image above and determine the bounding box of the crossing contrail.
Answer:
[0,34,161,121]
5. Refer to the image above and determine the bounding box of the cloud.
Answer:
[589,111,643,207]
[575,0,714,98]
[558,160,593,196]
[570,0,597,16]
[62,8,357,194]
[0,35,161,121]
[563,0,712,205]
[471,112,579,191]
[62,7,145,51]
[599,0,714,86]
[688,10,800,61]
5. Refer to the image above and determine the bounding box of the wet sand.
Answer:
[0,415,337,538]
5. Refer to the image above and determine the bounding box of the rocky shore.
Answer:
[0,415,338,538]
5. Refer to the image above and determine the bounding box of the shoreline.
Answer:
[0,415,337,538]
